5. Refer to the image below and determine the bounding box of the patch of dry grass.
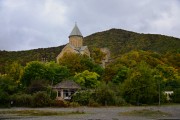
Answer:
[120,109,171,117]
[0,110,85,116]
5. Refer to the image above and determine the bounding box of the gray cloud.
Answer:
[0,0,180,51]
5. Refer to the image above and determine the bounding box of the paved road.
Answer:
[0,105,180,120]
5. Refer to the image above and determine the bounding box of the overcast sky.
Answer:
[0,0,180,51]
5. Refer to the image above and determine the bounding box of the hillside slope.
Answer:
[84,28,180,57]
[0,45,65,73]
[0,28,180,73]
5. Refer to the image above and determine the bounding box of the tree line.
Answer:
[0,50,180,107]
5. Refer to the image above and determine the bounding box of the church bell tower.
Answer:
[69,23,83,48]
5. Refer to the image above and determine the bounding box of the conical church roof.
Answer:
[69,23,83,38]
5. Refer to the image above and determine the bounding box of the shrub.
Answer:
[113,96,127,106]
[51,100,69,107]
[10,93,33,107]
[50,90,57,100]
[172,88,180,103]
[69,102,80,107]
[72,90,93,105]
[92,83,126,106]
[72,83,126,106]
[32,91,51,107]
[88,99,100,107]
[93,86,116,105]
[27,80,48,94]
[0,91,10,107]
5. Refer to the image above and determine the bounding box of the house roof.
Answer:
[69,23,83,38]
[53,80,81,89]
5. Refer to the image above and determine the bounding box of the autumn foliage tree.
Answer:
[6,61,23,85]
[58,53,104,75]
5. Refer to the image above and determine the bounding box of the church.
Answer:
[56,23,90,63]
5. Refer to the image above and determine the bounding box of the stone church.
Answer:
[56,24,90,63]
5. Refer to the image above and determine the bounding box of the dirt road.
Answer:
[0,105,180,120]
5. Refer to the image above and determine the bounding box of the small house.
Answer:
[53,80,81,100]
[164,91,174,101]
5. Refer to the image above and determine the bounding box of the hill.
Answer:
[84,28,180,57]
[0,45,65,73]
[0,28,180,73]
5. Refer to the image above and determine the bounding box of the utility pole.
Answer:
[158,82,161,106]
[155,75,161,106]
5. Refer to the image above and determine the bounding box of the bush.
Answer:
[172,88,180,103]
[72,83,126,106]
[88,99,100,107]
[10,93,33,107]
[51,100,69,107]
[113,96,127,106]
[69,102,80,107]
[92,83,126,106]
[27,80,48,94]
[32,91,51,107]
[50,90,57,100]
[93,86,116,105]
[72,90,93,105]
[0,91,10,107]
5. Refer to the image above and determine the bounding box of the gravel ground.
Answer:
[0,105,180,120]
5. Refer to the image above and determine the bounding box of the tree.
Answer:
[102,67,116,83]
[112,66,129,83]
[21,61,70,91]
[172,88,180,103]
[74,70,100,88]
[122,61,158,105]
[0,74,17,106]
[91,48,106,64]
[156,64,180,91]
[21,61,48,87]
[6,61,23,85]
[58,52,104,75]
[45,62,70,85]
[0,74,17,95]
[27,79,48,94]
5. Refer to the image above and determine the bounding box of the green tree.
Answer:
[0,74,17,95]
[74,70,100,88]
[122,61,158,105]
[172,88,180,103]
[72,90,93,105]
[112,66,129,83]
[0,74,17,107]
[21,61,47,87]
[156,64,180,91]
[46,62,70,85]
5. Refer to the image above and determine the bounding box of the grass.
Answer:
[120,109,171,118]
[0,110,85,116]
